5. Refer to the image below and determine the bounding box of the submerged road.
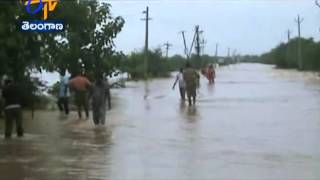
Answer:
[0,63,320,179]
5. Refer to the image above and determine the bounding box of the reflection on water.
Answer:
[1,63,320,179]
[179,100,186,112]
[186,107,198,123]
[207,82,215,96]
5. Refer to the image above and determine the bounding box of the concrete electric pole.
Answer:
[200,39,206,55]
[141,6,151,99]
[163,41,172,58]
[179,30,189,59]
[141,6,151,79]
[215,43,219,58]
[233,49,237,63]
[188,28,197,59]
[286,29,292,42]
[213,43,218,63]
[195,25,201,60]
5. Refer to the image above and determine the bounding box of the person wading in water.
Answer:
[2,78,24,138]
[69,72,92,119]
[207,64,215,84]
[172,68,186,100]
[90,75,111,125]
[57,69,70,115]
[183,62,200,106]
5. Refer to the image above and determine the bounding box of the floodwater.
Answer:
[1,63,320,179]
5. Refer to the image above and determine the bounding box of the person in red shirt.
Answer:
[69,72,92,119]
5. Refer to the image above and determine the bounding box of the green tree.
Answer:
[0,1,125,108]
[123,49,171,79]
[40,0,125,77]
[167,54,186,71]
[0,2,42,80]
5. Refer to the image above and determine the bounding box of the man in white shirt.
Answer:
[57,70,70,115]
[172,68,186,100]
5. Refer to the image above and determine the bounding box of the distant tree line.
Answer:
[238,55,260,63]
[259,38,320,71]
[120,48,239,79]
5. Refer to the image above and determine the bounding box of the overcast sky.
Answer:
[105,0,320,56]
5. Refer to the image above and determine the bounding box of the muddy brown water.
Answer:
[1,63,320,179]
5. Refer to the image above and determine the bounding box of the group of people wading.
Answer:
[57,70,111,125]
[173,62,216,106]
[1,63,215,138]
[0,70,111,138]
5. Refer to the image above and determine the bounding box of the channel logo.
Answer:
[19,0,65,32]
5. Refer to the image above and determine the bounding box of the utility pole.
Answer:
[194,26,203,68]
[227,47,230,57]
[233,49,237,63]
[200,39,206,55]
[188,25,203,62]
[286,29,292,42]
[188,29,197,58]
[214,43,219,63]
[141,6,151,99]
[179,30,189,59]
[195,25,201,59]
[163,41,172,58]
[295,15,304,70]
[141,6,151,79]
[215,43,219,58]
[286,29,292,65]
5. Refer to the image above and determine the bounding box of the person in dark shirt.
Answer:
[0,79,4,118]
[90,75,111,125]
[183,62,200,106]
[2,78,23,138]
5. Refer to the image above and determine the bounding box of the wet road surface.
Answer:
[1,63,320,179]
